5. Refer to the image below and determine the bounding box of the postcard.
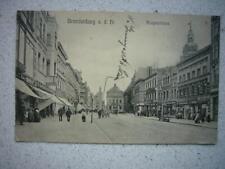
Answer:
[15,11,219,144]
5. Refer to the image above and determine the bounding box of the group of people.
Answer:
[194,111,211,123]
[18,106,41,125]
[58,106,72,122]
[97,109,110,119]
[57,107,112,123]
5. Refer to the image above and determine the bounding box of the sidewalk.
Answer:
[147,116,217,129]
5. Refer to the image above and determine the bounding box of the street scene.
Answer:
[15,11,219,144]
[16,113,217,144]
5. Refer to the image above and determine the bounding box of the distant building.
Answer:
[144,66,176,117]
[107,84,124,113]
[124,67,150,114]
[132,79,145,115]
[158,66,178,117]
[124,78,135,113]
[93,87,104,110]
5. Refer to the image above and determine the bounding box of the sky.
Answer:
[51,11,211,95]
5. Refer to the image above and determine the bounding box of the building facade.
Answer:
[158,66,178,117]
[16,11,88,118]
[107,84,124,113]
[133,79,145,115]
[177,23,211,119]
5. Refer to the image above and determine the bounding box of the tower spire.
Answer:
[182,21,198,60]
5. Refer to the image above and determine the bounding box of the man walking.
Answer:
[58,107,64,122]
[66,108,72,122]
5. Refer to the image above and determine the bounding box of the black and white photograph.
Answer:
[15,11,220,144]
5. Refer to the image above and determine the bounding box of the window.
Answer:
[183,74,186,81]
[54,62,56,75]
[47,33,51,45]
[38,53,41,71]
[192,70,196,78]
[18,27,25,64]
[42,58,45,73]
[40,18,42,38]
[187,72,190,80]
[187,87,189,96]
[47,60,50,75]
[191,86,195,96]
[203,66,207,74]
[55,32,57,49]
[183,88,186,96]
[43,24,46,41]
[197,68,201,76]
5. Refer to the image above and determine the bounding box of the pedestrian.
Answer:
[66,108,72,122]
[194,112,200,123]
[17,94,25,125]
[206,114,211,122]
[98,109,101,119]
[19,104,25,125]
[25,109,29,122]
[34,108,41,122]
[81,109,86,122]
[58,107,63,122]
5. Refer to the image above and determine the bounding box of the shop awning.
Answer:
[58,97,73,107]
[38,99,54,111]
[77,103,85,111]
[31,86,63,104]
[16,78,40,98]
[31,86,52,99]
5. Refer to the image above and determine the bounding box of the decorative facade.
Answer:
[107,84,124,113]
[177,23,211,119]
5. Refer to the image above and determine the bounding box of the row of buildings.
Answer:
[16,11,94,118]
[124,16,220,121]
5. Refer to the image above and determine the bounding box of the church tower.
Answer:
[182,22,198,61]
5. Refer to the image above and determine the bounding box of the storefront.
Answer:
[15,78,41,121]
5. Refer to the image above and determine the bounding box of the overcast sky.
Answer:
[52,11,211,95]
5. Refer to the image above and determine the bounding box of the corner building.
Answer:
[177,23,211,119]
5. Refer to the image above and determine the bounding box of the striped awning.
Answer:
[31,86,63,104]
[58,97,73,107]
[16,78,40,98]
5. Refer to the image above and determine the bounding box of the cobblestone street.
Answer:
[15,113,217,144]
